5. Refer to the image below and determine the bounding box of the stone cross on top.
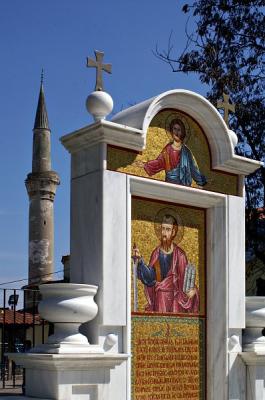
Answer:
[86,50,112,91]
[217,93,235,127]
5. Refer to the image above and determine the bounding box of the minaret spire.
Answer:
[34,70,50,130]
[25,73,60,288]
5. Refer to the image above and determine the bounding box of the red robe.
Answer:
[144,244,199,313]
[144,144,181,175]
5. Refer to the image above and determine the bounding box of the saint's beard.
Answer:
[161,236,173,252]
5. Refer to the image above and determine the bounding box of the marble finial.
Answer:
[86,91,114,121]
[217,93,235,127]
[86,50,112,92]
[85,50,113,121]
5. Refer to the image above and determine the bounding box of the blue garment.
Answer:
[137,251,172,287]
[166,145,207,186]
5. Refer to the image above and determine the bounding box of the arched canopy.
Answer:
[112,89,261,175]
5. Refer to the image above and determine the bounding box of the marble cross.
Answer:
[217,93,235,127]
[86,50,112,91]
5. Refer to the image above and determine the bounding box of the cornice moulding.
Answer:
[60,120,145,154]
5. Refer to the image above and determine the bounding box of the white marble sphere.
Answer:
[38,283,98,345]
[86,90,113,121]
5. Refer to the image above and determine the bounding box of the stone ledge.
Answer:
[7,352,129,371]
[240,351,265,365]
[61,119,145,154]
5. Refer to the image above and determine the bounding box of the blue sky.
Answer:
[0,1,206,289]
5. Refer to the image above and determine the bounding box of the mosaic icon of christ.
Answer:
[135,117,207,187]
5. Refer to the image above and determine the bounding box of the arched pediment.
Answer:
[112,89,260,175]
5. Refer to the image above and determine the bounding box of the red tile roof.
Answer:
[0,309,43,325]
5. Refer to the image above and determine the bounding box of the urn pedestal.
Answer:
[9,352,128,400]
[33,283,103,354]
[241,297,265,400]
[8,283,128,400]
[243,296,265,353]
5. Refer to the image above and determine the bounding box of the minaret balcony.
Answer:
[25,170,60,200]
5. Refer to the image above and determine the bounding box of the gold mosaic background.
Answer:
[108,109,238,195]
[131,198,205,315]
[131,316,205,400]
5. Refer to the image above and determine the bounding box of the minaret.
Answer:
[25,75,60,286]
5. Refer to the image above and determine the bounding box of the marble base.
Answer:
[241,352,265,400]
[8,352,128,400]
[244,344,265,353]
[31,342,104,354]
[243,327,265,353]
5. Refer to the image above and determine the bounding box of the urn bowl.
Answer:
[37,283,98,345]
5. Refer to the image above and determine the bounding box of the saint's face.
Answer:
[161,223,176,244]
[171,123,183,143]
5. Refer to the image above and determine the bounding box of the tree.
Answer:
[155,0,265,289]
[155,0,264,206]
[155,0,265,295]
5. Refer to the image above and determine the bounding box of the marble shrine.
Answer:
[5,51,265,400]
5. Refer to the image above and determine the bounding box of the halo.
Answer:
[154,207,184,244]
[165,112,191,143]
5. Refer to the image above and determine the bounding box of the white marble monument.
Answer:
[60,85,263,399]
[6,53,265,399]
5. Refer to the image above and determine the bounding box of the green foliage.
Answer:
[155,1,265,277]
[156,0,265,210]
[179,1,264,96]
